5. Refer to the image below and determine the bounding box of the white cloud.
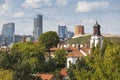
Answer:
[12,11,24,18]
[76,1,109,13]
[22,0,52,9]
[0,0,8,16]
[55,0,68,7]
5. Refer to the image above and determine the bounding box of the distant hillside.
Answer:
[66,35,120,45]
[66,35,91,45]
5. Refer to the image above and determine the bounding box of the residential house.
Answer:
[66,46,90,68]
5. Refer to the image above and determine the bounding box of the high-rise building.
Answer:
[33,15,43,40]
[67,31,74,39]
[74,25,84,35]
[58,25,67,41]
[2,23,15,45]
[90,21,103,48]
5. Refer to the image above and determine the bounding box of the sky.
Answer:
[0,0,120,35]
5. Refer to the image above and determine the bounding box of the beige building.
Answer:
[74,25,84,35]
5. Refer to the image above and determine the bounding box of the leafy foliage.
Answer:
[0,31,64,80]
[0,52,16,70]
[68,41,120,80]
[10,42,46,80]
[0,68,13,80]
[39,31,60,61]
[39,31,59,51]
[54,49,66,68]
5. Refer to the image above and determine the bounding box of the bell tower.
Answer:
[93,21,101,35]
[90,21,103,48]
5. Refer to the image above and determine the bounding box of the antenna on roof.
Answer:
[96,17,98,24]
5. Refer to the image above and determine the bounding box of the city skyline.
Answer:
[0,0,120,35]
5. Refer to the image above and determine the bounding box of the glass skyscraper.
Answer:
[33,15,43,40]
[67,31,74,39]
[58,25,67,40]
[2,23,15,45]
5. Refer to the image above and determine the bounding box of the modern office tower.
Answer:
[74,25,84,35]
[90,21,103,48]
[2,23,15,45]
[58,25,67,41]
[33,15,43,40]
[67,31,74,39]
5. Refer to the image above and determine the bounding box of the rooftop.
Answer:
[67,49,84,58]
[36,73,54,80]
[60,68,68,77]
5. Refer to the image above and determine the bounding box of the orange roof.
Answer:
[80,47,90,54]
[34,41,39,45]
[81,47,90,52]
[67,49,84,58]
[66,47,78,51]
[60,68,68,77]
[50,47,60,51]
[36,73,54,80]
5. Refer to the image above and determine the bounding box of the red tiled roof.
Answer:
[66,47,78,51]
[36,73,54,80]
[67,49,84,58]
[50,47,60,51]
[60,68,68,77]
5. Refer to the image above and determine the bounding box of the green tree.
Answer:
[68,64,77,80]
[44,59,56,72]
[68,41,120,80]
[0,68,13,80]
[54,69,62,80]
[38,31,59,60]
[0,52,16,70]
[54,49,66,68]
[11,42,46,80]
[103,42,120,79]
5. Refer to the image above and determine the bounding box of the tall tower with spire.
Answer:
[90,21,103,48]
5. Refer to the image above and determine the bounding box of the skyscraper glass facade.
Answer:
[33,15,43,40]
[2,23,15,45]
[58,25,67,40]
[67,31,74,39]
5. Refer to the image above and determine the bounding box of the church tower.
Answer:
[90,21,103,48]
